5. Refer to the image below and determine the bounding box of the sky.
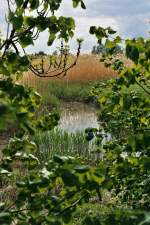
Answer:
[0,0,150,53]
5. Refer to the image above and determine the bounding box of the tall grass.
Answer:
[34,129,96,165]
[23,54,116,82]
[44,81,93,102]
[23,80,97,111]
[41,80,94,102]
[21,54,116,107]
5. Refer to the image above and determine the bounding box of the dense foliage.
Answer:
[0,1,102,224]
[89,26,150,209]
[0,1,150,224]
[92,43,123,55]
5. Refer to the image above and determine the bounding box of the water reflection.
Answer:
[58,102,99,133]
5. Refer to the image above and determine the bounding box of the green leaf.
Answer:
[107,27,116,35]
[105,39,116,49]
[61,170,78,187]
[19,34,34,48]
[10,14,23,30]
[86,132,94,141]
[19,55,30,67]
[24,16,36,27]
[75,165,89,173]
[115,35,122,44]
[81,1,86,9]
[46,219,61,225]
[123,96,132,110]
[15,0,23,7]
[7,53,18,64]
[66,17,75,30]
[62,212,72,224]
[73,0,79,8]
[0,169,10,175]
[128,135,136,151]
[47,33,56,46]
[145,47,150,59]
[0,60,10,76]
[0,212,11,223]
[89,26,96,35]
[30,0,39,10]
[126,43,139,64]
[53,155,69,164]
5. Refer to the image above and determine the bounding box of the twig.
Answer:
[135,78,150,95]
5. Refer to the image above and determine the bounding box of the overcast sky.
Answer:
[0,0,150,53]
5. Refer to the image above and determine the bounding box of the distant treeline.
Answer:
[92,43,123,55]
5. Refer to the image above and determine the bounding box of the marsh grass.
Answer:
[21,54,117,108]
[22,79,98,115]
[23,79,96,105]
[45,81,93,102]
[34,129,96,165]
[24,54,116,82]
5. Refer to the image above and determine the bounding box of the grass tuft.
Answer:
[34,129,96,165]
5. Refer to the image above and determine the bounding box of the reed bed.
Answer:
[20,54,117,109]
[23,54,116,83]
[34,129,96,165]
[41,81,93,102]
[22,80,97,112]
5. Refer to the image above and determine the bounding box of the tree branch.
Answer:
[135,78,150,96]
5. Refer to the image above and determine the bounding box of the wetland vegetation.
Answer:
[0,1,150,225]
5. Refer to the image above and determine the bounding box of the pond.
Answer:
[58,102,99,133]
[58,102,111,145]
[0,102,99,150]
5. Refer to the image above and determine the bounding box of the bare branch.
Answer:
[29,40,82,78]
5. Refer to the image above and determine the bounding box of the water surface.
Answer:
[58,102,99,132]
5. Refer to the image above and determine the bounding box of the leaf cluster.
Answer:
[89,26,150,209]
